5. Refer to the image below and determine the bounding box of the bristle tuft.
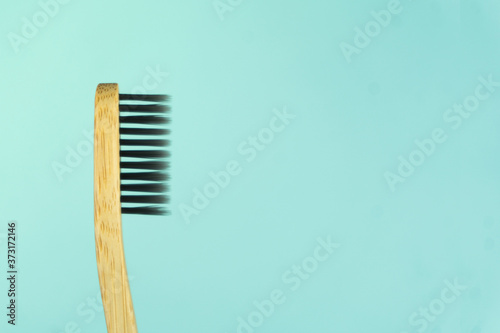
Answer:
[121,195,168,204]
[119,94,169,102]
[120,150,169,159]
[120,128,169,136]
[120,139,169,147]
[121,172,169,182]
[121,183,167,193]
[119,104,170,113]
[120,115,169,125]
[120,161,169,170]
[121,206,168,215]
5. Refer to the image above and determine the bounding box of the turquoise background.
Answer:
[1,0,500,332]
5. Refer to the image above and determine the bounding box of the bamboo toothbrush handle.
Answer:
[94,83,138,333]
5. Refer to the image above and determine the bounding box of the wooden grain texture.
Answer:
[94,83,138,333]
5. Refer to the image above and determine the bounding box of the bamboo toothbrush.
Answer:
[94,83,170,332]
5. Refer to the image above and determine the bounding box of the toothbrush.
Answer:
[94,83,170,332]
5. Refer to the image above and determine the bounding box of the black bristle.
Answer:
[120,139,169,147]
[119,94,169,102]
[120,115,169,125]
[120,150,169,159]
[119,104,170,112]
[121,195,168,204]
[121,206,168,215]
[120,128,169,136]
[120,172,168,182]
[120,161,169,170]
[121,183,167,193]
[119,92,170,216]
